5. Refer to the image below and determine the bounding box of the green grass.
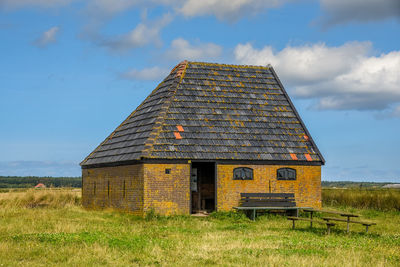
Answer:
[0,189,399,266]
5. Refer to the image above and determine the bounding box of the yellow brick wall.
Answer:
[216,164,321,211]
[143,163,190,215]
[82,163,320,215]
[82,164,144,215]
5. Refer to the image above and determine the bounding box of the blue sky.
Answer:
[0,0,399,182]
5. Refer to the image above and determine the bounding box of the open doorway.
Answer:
[191,162,215,214]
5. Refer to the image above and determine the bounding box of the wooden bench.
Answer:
[233,193,309,220]
[287,216,336,234]
[322,217,377,233]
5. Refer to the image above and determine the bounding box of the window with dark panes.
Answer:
[233,167,253,180]
[277,168,296,180]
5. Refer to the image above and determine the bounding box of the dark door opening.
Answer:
[191,162,215,213]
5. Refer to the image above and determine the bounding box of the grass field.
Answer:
[322,188,400,211]
[0,189,399,266]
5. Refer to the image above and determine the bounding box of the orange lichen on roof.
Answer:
[176,125,184,132]
[174,132,182,139]
[304,135,309,141]
[173,60,188,79]
[305,154,312,161]
[290,153,298,160]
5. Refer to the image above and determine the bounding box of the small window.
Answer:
[165,168,171,174]
[277,168,296,180]
[233,167,253,180]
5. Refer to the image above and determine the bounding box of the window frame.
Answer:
[277,168,297,180]
[233,167,254,180]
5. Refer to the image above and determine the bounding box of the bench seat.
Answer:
[322,216,376,225]
[322,217,376,232]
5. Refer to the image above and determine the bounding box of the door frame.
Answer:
[189,161,217,213]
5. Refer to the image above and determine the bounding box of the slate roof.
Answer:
[81,61,324,167]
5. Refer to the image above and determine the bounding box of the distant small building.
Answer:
[34,183,46,189]
[81,61,325,216]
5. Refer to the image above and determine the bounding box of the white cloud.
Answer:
[120,66,169,81]
[84,0,291,22]
[234,42,400,111]
[166,38,222,61]
[178,0,289,21]
[80,0,291,49]
[8,0,398,26]
[0,0,76,10]
[96,13,172,51]
[33,26,60,47]
[319,0,400,26]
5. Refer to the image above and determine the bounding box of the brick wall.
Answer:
[143,163,190,215]
[82,162,320,215]
[216,164,321,211]
[82,164,144,215]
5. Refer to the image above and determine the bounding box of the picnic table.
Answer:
[303,208,359,233]
[302,208,375,233]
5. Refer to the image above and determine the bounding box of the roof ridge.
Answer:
[187,61,272,70]
[140,61,188,158]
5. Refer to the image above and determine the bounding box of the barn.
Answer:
[80,61,325,216]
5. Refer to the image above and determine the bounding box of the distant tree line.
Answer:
[0,176,82,188]
[322,181,393,188]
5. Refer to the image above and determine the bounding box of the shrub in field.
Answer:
[322,189,400,211]
[0,189,81,208]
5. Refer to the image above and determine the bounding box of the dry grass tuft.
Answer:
[0,188,81,209]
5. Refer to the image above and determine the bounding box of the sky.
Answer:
[0,0,399,182]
